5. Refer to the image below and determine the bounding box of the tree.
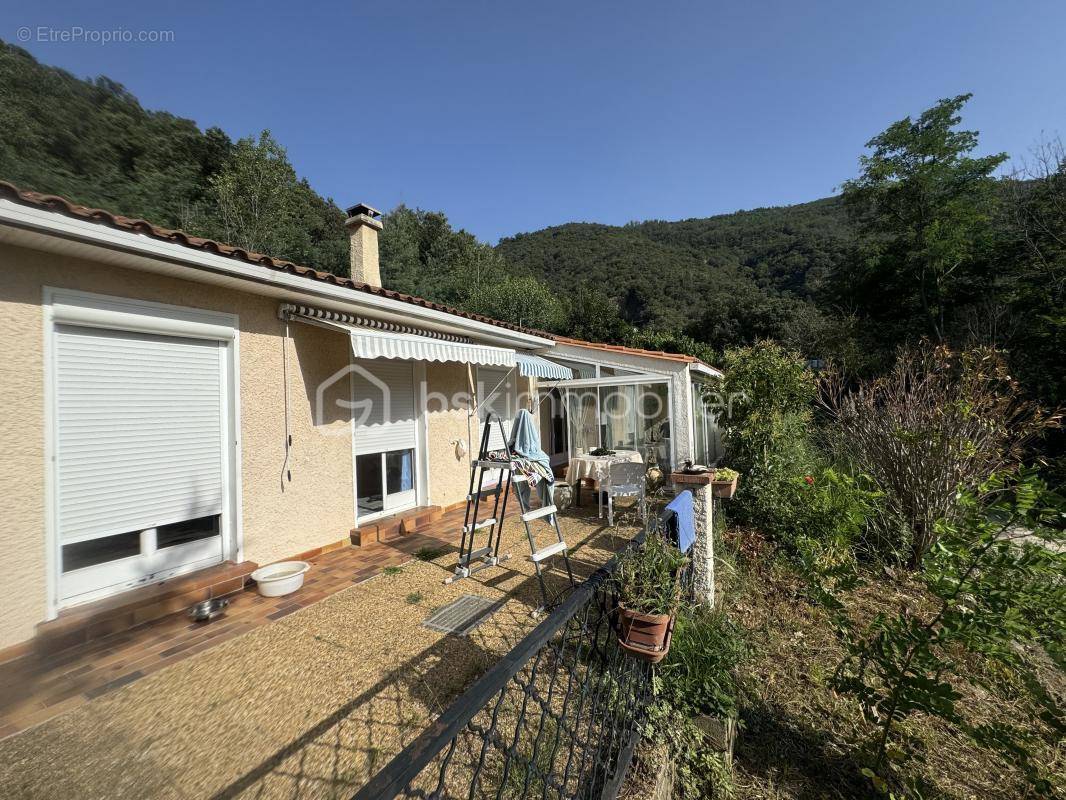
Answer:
[379,205,512,305]
[720,341,817,526]
[560,285,631,343]
[1001,139,1066,414]
[464,274,565,331]
[841,95,1007,341]
[205,131,346,274]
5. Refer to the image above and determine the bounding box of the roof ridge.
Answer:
[0,179,543,338]
[0,180,717,370]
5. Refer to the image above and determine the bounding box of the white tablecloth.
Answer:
[565,450,644,487]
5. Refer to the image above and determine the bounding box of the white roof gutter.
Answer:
[0,199,554,350]
[690,362,724,379]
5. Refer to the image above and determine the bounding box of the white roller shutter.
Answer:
[351,359,417,455]
[54,325,225,544]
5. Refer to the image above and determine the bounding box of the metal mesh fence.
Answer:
[353,529,653,800]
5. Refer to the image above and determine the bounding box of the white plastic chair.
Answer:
[605,461,646,527]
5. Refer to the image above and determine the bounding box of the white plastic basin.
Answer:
[250,561,310,597]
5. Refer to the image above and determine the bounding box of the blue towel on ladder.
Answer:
[509,408,554,511]
[665,490,695,552]
[510,409,551,477]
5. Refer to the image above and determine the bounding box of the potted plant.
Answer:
[711,467,739,498]
[613,534,688,663]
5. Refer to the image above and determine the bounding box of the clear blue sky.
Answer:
[4,0,1065,242]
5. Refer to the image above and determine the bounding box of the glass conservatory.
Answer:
[534,344,726,481]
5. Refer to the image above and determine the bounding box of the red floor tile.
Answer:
[0,506,468,741]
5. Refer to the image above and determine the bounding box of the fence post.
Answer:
[669,473,714,608]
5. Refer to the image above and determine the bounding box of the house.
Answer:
[0,181,721,658]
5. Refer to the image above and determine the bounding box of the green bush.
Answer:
[614,534,688,615]
[738,466,881,566]
[657,606,747,719]
[786,468,883,567]
[809,471,1066,795]
[720,341,819,527]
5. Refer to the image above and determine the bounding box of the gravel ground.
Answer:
[0,510,637,800]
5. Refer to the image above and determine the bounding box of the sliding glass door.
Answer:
[560,380,672,470]
[355,449,415,516]
[352,359,418,520]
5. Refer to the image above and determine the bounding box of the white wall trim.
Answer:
[42,290,58,620]
[415,362,431,507]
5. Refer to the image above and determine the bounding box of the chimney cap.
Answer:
[345,202,381,220]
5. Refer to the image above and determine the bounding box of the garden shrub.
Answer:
[718,341,888,562]
[720,341,818,527]
[657,607,747,718]
[808,471,1066,796]
[646,606,746,798]
[783,467,883,569]
[821,344,1059,567]
[737,465,882,566]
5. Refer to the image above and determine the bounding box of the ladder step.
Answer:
[521,505,558,523]
[459,546,492,565]
[463,518,497,533]
[530,541,568,562]
[475,459,512,468]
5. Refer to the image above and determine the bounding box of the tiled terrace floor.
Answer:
[0,507,468,740]
[0,506,637,800]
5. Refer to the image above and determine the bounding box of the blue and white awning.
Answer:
[516,353,573,380]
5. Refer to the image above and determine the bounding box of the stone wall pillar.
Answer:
[669,473,714,608]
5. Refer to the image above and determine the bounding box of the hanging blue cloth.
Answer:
[510,409,552,479]
[400,449,413,492]
[664,490,695,552]
[509,408,554,510]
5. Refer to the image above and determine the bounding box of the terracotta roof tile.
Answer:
[0,180,718,370]
[0,180,541,337]
[550,334,699,364]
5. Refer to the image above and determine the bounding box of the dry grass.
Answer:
[725,527,1065,800]
[0,509,639,800]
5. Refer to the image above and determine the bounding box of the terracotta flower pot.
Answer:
[711,475,738,498]
[616,604,675,663]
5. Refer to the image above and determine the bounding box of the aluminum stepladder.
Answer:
[446,413,576,616]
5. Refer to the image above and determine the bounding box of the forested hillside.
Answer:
[1,41,1062,422]
[497,197,851,343]
[0,40,349,273]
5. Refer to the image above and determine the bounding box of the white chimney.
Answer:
[344,203,383,287]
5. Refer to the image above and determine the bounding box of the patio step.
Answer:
[29,560,258,661]
[350,505,444,547]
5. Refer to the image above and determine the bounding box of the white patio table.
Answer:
[565,450,644,518]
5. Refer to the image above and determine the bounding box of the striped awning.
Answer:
[516,353,573,380]
[349,326,514,366]
[290,312,515,367]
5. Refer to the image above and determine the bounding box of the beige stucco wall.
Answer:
[424,361,474,508]
[421,367,540,509]
[0,242,355,650]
